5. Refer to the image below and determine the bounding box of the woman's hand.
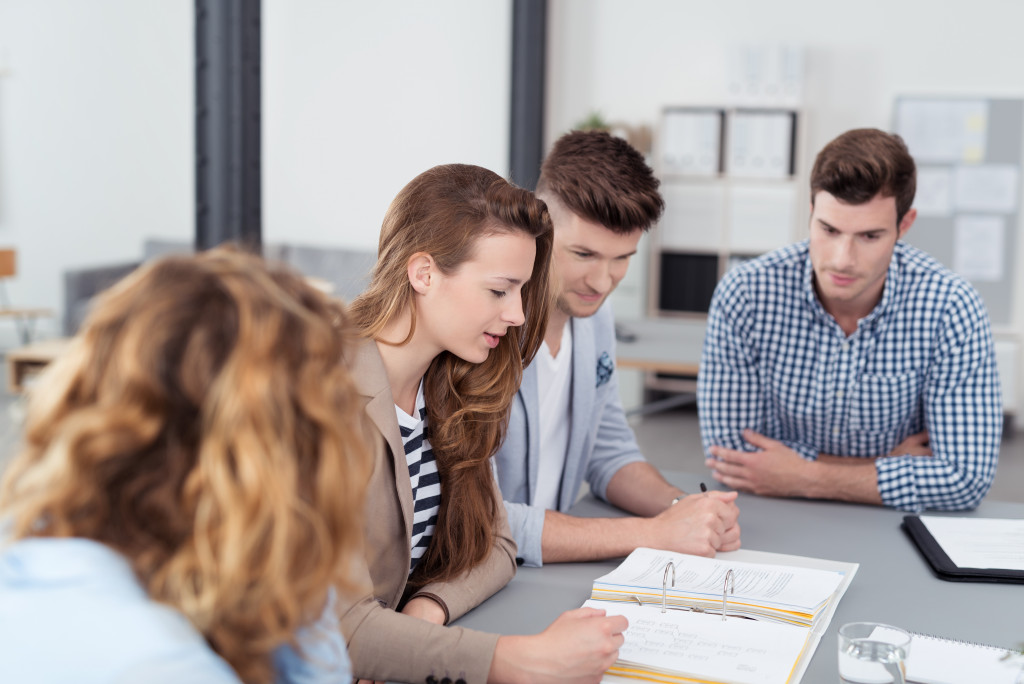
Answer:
[489,607,627,684]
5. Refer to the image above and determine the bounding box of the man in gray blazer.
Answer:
[493,131,741,567]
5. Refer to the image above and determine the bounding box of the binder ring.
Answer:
[662,562,676,614]
[722,568,735,621]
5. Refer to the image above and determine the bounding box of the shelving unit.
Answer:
[644,106,804,394]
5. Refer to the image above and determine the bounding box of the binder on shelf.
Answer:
[726,109,797,178]
[902,514,1024,583]
[661,107,726,177]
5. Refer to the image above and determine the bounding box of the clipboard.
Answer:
[902,515,1024,583]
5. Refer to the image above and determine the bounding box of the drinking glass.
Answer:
[838,622,911,684]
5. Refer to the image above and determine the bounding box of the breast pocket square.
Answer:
[596,351,614,388]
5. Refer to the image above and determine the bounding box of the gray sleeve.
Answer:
[583,363,647,500]
[502,498,547,568]
[583,308,646,500]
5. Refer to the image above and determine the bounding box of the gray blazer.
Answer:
[337,339,517,684]
[493,304,646,567]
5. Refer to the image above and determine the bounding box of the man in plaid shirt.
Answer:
[698,128,1001,511]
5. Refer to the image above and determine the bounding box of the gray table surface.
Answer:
[453,471,1024,682]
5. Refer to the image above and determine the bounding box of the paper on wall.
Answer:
[953,164,1020,213]
[954,215,1004,282]
[895,99,988,164]
[915,167,953,217]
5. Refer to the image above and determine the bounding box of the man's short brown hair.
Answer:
[536,130,664,234]
[810,128,916,223]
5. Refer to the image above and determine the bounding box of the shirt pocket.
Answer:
[848,371,921,433]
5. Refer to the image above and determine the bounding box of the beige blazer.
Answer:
[338,339,518,684]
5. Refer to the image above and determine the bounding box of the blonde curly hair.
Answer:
[0,248,373,683]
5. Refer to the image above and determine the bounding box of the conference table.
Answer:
[453,470,1024,682]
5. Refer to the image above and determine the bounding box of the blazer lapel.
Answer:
[350,339,414,540]
[561,316,596,510]
[519,360,542,504]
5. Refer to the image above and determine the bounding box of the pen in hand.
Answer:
[672,483,709,506]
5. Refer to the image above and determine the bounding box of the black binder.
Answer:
[902,515,1024,584]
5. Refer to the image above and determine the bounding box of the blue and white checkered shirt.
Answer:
[697,240,1001,512]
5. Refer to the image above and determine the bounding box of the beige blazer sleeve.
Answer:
[338,340,515,684]
[411,474,517,622]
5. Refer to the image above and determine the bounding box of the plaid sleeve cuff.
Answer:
[781,440,820,461]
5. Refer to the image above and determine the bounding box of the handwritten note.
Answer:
[587,600,809,684]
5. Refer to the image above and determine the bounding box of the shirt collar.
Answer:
[800,240,904,330]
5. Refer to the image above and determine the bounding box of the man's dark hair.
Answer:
[536,130,664,234]
[810,128,916,223]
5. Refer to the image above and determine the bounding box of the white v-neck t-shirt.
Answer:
[534,322,573,510]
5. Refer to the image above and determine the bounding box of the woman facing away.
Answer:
[0,248,374,684]
[341,163,628,684]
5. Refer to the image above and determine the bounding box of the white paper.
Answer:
[592,547,844,618]
[954,215,1004,282]
[868,628,1021,684]
[727,111,794,178]
[953,164,1020,213]
[915,167,954,217]
[920,516,1024,570]
[589,599,810,684]
[661,109,722,176]
[895,99,988,164]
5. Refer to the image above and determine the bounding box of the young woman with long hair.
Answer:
[0,248,373,684]
[341,163,627,684]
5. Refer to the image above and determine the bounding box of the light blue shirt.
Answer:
[0,536,351,684]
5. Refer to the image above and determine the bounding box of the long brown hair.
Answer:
[349,164,552,585]
[0,248,373,684]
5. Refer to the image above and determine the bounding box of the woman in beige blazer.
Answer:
[340,164,628,684]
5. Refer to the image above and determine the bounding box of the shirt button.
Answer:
[832,427,840,435]
[841,342,850,351]
[836,390,844,398]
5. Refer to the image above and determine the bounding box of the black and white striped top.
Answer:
[396,382,441,574]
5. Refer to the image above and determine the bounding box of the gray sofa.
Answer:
[63,239,377,336]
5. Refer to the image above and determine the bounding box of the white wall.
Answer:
[4,0,1024,365]
[0,0,193,345]
[547,0,1024,277]
[0,0,511,344]
[263,0,512,250]
[547,0,1024,153]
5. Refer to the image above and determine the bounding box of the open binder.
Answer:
[902,515,1024,584]
[589,547,858,684]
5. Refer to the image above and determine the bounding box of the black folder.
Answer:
[902,515,1024,584]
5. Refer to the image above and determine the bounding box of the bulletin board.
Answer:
[893,97,1024,326]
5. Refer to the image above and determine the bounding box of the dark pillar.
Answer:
[195,0,262,252]
[509,0,547,191]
